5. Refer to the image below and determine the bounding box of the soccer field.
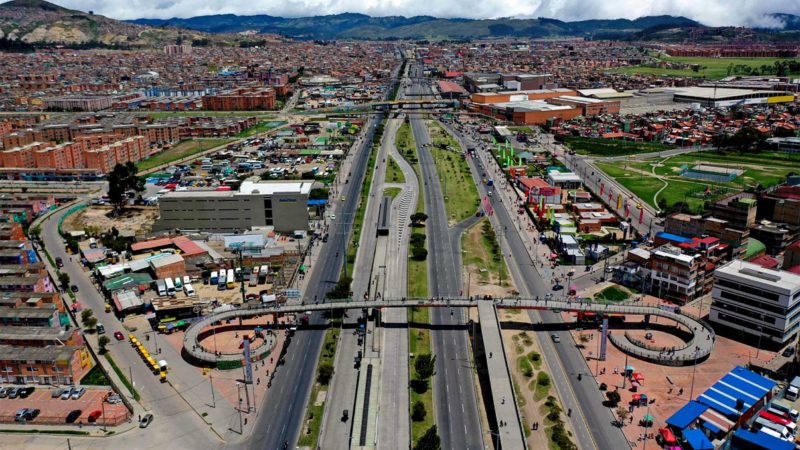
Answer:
[611,55,800,79]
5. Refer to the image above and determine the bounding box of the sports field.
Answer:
[595,150,799,212]
[611,55,800,79]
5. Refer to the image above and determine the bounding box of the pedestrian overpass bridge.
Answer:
[183,297,714,366]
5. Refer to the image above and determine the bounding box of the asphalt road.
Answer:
[453,125,631,450]
[239,113,384,450]
[39,203,219,450]
[407,63,483,450]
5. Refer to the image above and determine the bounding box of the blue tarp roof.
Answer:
[655,231,693,244]
[701,421,720,434]
[731,429,794,450]
[697,366,776,419]
[307,199,328,206]
[666,401,708,429]
[683,429,713,450]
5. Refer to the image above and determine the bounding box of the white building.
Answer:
[710,260,800,346]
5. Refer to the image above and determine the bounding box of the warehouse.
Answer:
[671,87,795,107]
[154,181,312,233]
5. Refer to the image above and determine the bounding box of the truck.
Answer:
[218,271,227,290]
[156,280,167,296]
[258,265,268,284]
[771,399,799,420]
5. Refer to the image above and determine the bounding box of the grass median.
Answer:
[462,218,510,286]
[345,130,381,274]
[386,154,406,183]
[137,139,235,172]
[408,307,434,445]
[104,353,141,402]
[426,121,480,223]
[298,326,341,447]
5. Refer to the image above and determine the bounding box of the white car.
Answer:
[329,214,336,220]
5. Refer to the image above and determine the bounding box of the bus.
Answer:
[164,278,176,296]
[226,269,235,289]
[210,271,218,285]
[156,279,167,296]
[218,271,227,290]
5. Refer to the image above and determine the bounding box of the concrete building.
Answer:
[671,87,795,108]
[710,260,800,346]
[650,244,708,304]
[709,194,757,231]
[202,87,276,111]
[155,180,312,233]
[0,345,92,385]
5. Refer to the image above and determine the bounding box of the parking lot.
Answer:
[0,386,128,426]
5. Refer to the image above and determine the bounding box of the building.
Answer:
[43,96,114,111]
[665,213,749,260]
[650,244,708,304]
[202,87,276,111]
[154,181,312,233]
[464,73,554,93]
[671,87,795,108]
[709,194,757,231]
[710,260,800,346]
[758,185,800,226]
[0,345,92,385]
[163,45,192,55]
[749,221,798,256]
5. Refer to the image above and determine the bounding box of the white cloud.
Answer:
[39,0,800,26]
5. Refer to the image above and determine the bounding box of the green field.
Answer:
[384,187,402,199]
[147,111,278,119]
[595,150,799,212]
[298,326,341,447]
[235,120,284,138]
[137,138,234,172]
[611,55,800,79]
[462,219,509,286]
[427,121,480,223]
[559,136,674,157]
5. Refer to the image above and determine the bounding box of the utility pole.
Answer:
[210,374,216,408]
[236,383,243,434]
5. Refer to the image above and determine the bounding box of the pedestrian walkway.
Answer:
[477,301,527,450]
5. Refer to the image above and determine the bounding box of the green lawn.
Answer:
[384,187,402,199]
[81,364,110,385]
[386,154,406,184]
[104,353,140,401]
[427,121,480,223]
[594,286,630,303]
[559,136,674,157]
[298,326,340,447]
[345,138,380,273]
[610,56,800,79]
[137,139,234,172]
[235,120,284,138]
[396,121,425,214]
[408,307,434,445]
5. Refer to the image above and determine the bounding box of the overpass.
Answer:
[183,297,714,366]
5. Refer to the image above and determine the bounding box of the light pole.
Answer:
[236,383,243,434]
[689,347,700,400]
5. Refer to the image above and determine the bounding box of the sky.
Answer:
[30,0,800,27]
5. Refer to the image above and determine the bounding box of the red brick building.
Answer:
[202,87,276,111]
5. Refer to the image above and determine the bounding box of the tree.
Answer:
[412,400,427,422]
[83,316,98,330]
[616,406,630,426]
[411,247,428,261]
[326,276,353,300]
[98,336,110,353]
[413,425,440,450]
[58,272,71,290]
[81,309,94,323]
[606,390,621,407]
[317,363,334,384]
[107,162,144,214]
[415,354,436,379]
[28,225,41,242]
[410,212,428,227]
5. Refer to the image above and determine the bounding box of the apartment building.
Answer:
[710,260,800,346]
[43,96,114,111]
[0,345,92,385]
[665,213,749,260]
[33,142,84,169]
[202,87,276,111]
[709,193,757,230]
[82,136,151,173]
[649,244,708,304]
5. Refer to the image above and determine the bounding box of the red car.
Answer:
[87,410,102,423]
[114,331,124,341]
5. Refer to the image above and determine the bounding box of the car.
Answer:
[61,387,74,400]
[340,196,346,202]
[329,214,336,220]
[87,410,102,423]
[139,413,154,428]
[783,347,796,358]
[7,387,19,399]
[114,331,125,341]
[26,409,40,420]
[551,334,561,343]
[14,409,29,422]
[65,410,82,423]
[70,285,79,292]
[0,387,7,398]
[52,387,66,398]
[71,387,86,400]
[106,393,122,404]
[96,324,105,335]
[18,387,34,398]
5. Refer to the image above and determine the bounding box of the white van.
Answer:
[165,277,176,296]
[184,283,196,297]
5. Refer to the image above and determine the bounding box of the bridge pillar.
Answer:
[272,312,278,324]
[599,315,609,361]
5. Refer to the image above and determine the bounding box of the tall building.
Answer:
[710,260,800,346]
[649,244,708,304]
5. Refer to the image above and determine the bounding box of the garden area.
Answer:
[557,135,674,157]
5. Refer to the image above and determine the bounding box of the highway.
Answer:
[407,63,483,450]
[451,123,632,450]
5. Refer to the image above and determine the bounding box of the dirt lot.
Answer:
[0,386,128,426]
[62,206,159,236]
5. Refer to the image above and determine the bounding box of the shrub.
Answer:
[412,401,426,422]
[536,371,550,387]
[317,363,334,385]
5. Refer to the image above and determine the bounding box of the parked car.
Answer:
[87,410,102,423]
[114,331,125,341]
[96,324,106,335]
[71,387,86,400]
[139,413,154,428]
[18,387,34,398]
[51,387,65,398]
[61,387,74,400]
[14,408,39,422]
[106,393,122,404]
[70,285,79,292]
[0,387,7,398]
[7,387,19,399]
[65,409,82,423]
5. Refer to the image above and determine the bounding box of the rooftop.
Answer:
[716,260,800,291]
